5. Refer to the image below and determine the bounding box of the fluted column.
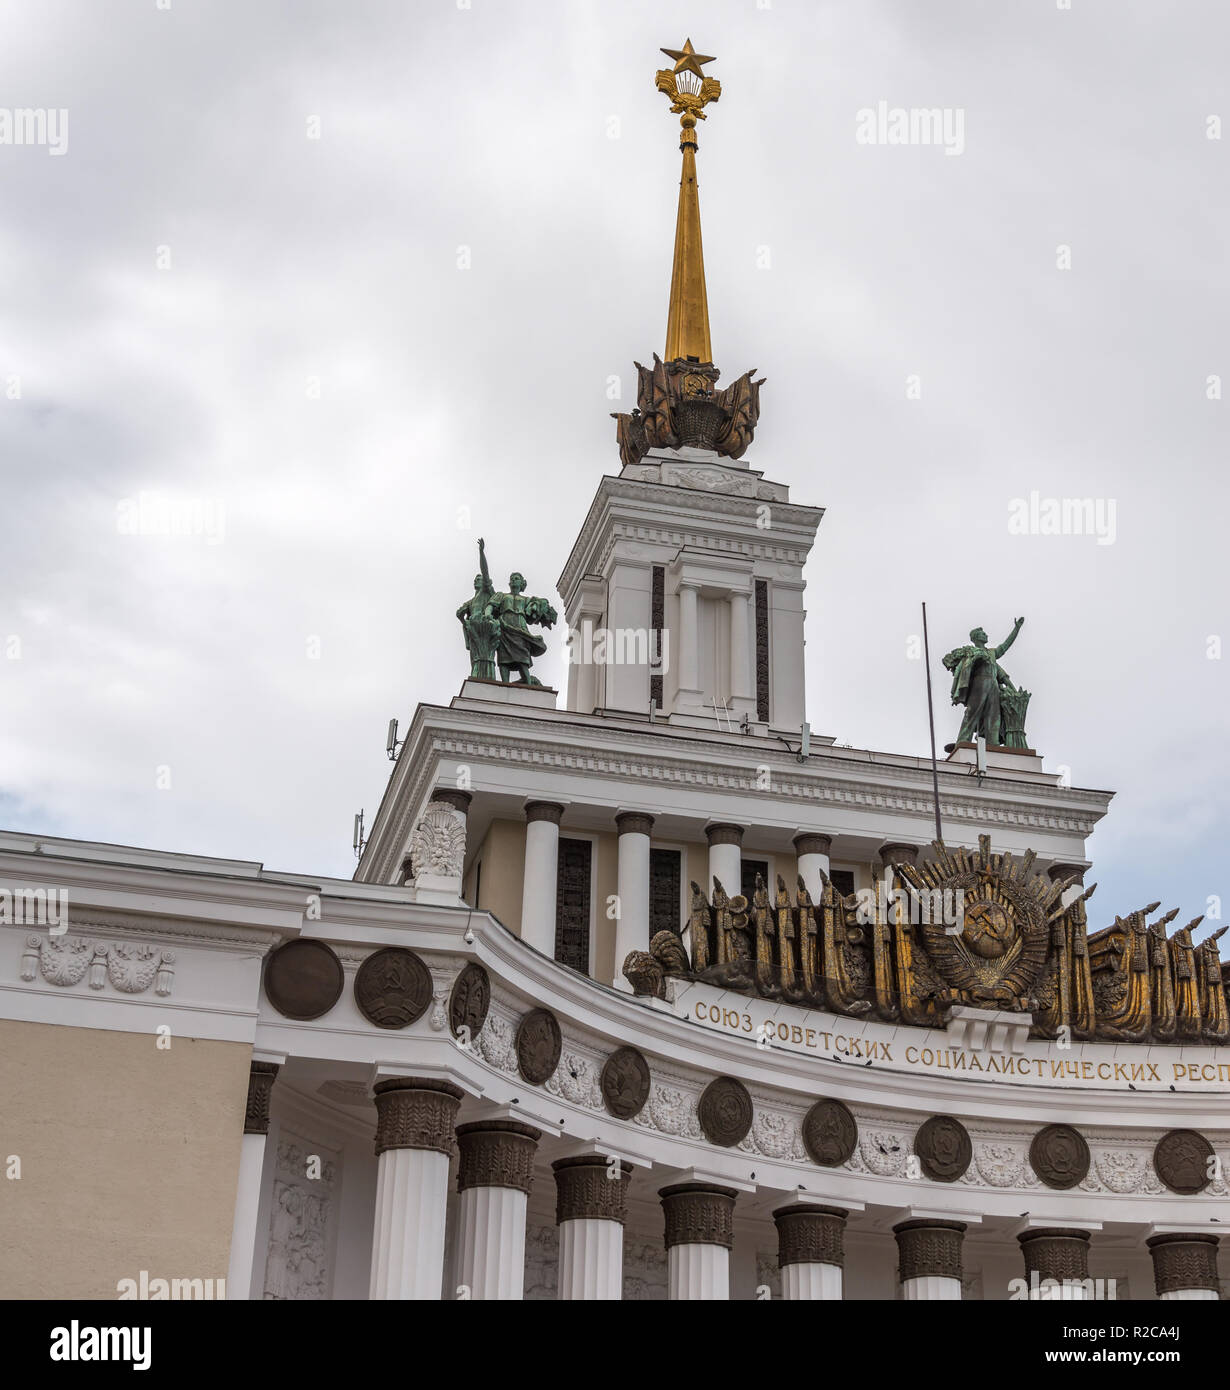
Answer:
[660,1182,736,1300]
[614,812,654,987]
[706,823,743,899]
[1017,1228,1091,1300]
[1147,1233,1221,1301]
[677,581,700,703]
[368,1078,463,1300]
[774,1204,846,1300]
[455,1120,541,1300]
[554,1156,631,1300]
[894,1219,965,1300]
[728,588,755,715]
[227,1060,279,1300]
[793,833,832,902]
[521,801,565,956]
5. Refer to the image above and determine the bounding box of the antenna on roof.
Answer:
[798,721,811,763]
[386,718,403,761]
[921,603,944,842]
[353,809,366,859]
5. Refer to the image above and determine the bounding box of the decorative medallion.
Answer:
[515,1008,562,1084]
[1029,1123,1091,1190]
[802,1098,858,1167]
[448,962,491,1043]
[600,1046,651,1120]
[697,1075,753,1147]
[409,802,466,879]
[1153,1129,1215,1195]
[264,939,343,1021]
[914,1114,973,1183]
[353,947,432,1029]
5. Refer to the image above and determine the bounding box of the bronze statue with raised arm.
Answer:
[942,616,1030,748]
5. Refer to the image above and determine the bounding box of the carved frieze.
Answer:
[264,1134,337,1301]
[22,934,174,996]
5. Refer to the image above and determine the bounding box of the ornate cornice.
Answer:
[362,705,1110,883]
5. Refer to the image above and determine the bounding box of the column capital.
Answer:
[615,811,655,838]
[772,1204,847,1268]
[705,822,744,848]
[525,800,565,826]
[1048,862,1086,885]
[457,1119,542,1195]
[793,832,832,857]
[372,1077,465,1158]
[1017,1227,1091,1283]
[243,1061,280,1136]
[893,1219,966,1282]
[1146,1233,1220,1295]
[431,788,473,815]
[553,1155,632,1224]
[879,842,920,868]
[659,1182,738,1250]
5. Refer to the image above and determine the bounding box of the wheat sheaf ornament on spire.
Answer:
[611,41,764,471]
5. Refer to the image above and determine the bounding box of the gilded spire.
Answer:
[656,40,721,364]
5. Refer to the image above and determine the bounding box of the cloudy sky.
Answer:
[1,0,1226,936]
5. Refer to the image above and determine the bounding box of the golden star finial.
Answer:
[660,38,716,80]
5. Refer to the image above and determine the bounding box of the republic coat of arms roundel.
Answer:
[896,835,1066,1011]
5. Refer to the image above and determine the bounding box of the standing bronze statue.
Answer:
[942,617,1031,749]
[456,538,558,686]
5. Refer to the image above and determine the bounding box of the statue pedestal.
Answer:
[457,678,558,711]
[945,742,1044,774]
[947,1006,1033,1055]
[414,872,464,907]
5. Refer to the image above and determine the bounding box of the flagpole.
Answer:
[921,602,943,842]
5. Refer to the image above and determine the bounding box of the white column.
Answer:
[455,1120,541,1301]
[1148,1233,1221,1301]
[661,1182,736,1301]
[369,1079,463,1300]
[902,1275,962,1300]
[728,587,755,716]
[521,801,564,955]
[554,1156,630,1300]
[604,561,651,713]
[226,1060,279,1300]
[706,823,743,899]
[774,1204,846,1301]
[614,812,654,985]
[676,580,701,707]
[894,1220,965,1301]
[793,832,832,902]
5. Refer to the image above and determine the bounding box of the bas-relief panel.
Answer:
[263,1131,339,1301]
